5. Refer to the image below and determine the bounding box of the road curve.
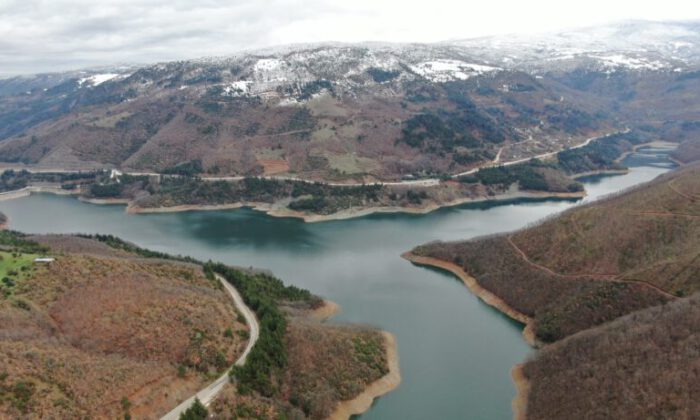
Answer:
[161,274,259,420]
[0,130,626,189]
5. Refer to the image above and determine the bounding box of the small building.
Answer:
[33,257,55,263]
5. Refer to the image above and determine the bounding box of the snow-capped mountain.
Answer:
[452,20,700,72]
[0,20,698,179]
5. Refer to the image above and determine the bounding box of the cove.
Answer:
[0,146,676,419]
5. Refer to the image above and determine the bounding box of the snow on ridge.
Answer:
[595,54,668,71]
[222,80,251,96]
[254,58,284,72]
[78,73,121,87]
[410,59,500,82]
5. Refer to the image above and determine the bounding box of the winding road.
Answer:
[161,274,259,420]
[0,130,627,189]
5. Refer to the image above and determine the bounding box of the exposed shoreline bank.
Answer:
[301,300,400,420]
[511,364,530,420]
[123,189,585,222]
[0,185,79,202]
[571,168,629,179]
[0,185,585,223]
[402,252,537,419]
[401,252,537,347]
[309,299,341,322]
[328,331,401,420]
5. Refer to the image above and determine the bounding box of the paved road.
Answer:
[451,130,629,178]
[0,130,626,189]
[160,274,259,420]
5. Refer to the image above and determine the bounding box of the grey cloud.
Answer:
[2,0,698,76]
[0,0,334,75]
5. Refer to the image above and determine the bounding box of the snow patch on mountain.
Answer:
[410,60,500,82]
[78,73,121,86]
[223,80,251,96]
[594,54,668,71]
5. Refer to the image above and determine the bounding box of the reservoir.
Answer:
[0,146,675,419]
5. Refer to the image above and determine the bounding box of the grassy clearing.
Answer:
[0,251,39,294]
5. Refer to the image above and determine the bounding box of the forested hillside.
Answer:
[412,162,700,342]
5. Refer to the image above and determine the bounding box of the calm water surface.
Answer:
[0,147,675,419]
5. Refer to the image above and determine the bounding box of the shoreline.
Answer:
[124,189,586,222]
[511,364,530,420]
[310,300,400,420]
[0,185,80,202]
[401,252,536,347]
[402,252,537,419]
[328,331,401,420]
[80,197,132,205]
[614,140,679,164]
[309,299,341,322]
[571,168,629,179]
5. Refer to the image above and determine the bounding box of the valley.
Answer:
[0,145,676,419]
[1,18,699,419]
[0,130,659,222]
[1,22,699,187]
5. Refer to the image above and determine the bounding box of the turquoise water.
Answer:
[0,147,675,419]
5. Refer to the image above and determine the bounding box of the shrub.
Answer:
[179,398,208,420]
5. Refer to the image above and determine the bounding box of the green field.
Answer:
[0,251,38,292]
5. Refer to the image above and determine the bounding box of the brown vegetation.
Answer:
[0,235,245,419]
[210,305,396,420]
[521,293,700,420]
[0,54,618,181]
[412,162,700,342]
[411,161,700,418]
[672,138,700,164]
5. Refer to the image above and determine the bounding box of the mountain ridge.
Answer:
[0,20,698,181]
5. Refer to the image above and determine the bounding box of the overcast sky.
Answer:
[1,0,699,76]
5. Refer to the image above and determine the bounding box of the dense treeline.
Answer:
[87,174,148,198]
[205,262,317,397]
[179,398,208,420]
[367,68,400,83]
[455,130,653,192]
[161,159,203,176]
[0,170,29,192]
[134,176,384,215]
[556,131,648,174]
[0,169,101,193]
[79,234,203,265]
[89,182,124,197]
[0,230,49,254]
[400,106,504,155]
[460,161,583,193]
